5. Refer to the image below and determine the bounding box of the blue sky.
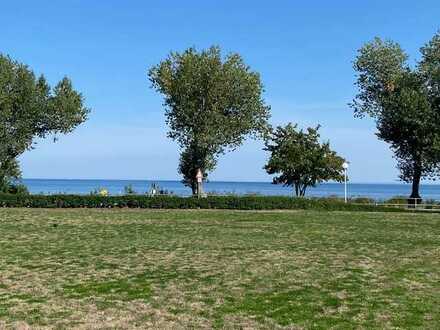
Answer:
[2,1,439,182]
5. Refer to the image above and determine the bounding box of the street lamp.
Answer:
[342,162,349,203]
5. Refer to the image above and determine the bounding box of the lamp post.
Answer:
[342,162,349,203]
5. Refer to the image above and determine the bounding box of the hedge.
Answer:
[0,194,404,212]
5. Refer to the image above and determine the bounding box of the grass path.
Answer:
[0,208,439,329]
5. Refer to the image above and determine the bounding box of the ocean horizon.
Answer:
[19,178,440,200]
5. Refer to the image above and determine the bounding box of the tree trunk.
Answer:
[409,164,422,206]
[190,179,204,197]
[191,180,197,196]
[294,183,300,197]
[294,183,306,197]
[300,185,307,197]
[0,175,6,192]
[197,180,203,198]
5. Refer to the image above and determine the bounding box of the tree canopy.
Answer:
[264,124,345,197]
[149,46,270,193]
[0,54,89,191]
[351,34,440,200]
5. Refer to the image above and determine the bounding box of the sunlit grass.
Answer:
[0,208,439,328]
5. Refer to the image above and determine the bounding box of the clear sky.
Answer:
[2,1,440,182]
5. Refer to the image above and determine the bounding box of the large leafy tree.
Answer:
[0,54,89,190]
[149,46,270,194]
[352,34,440,201]
[264,124,345,197]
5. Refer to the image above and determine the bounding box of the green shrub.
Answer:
[0,183,29,195]
[350,197,375,204]
[385,196,409,204]
[0,194,405,212]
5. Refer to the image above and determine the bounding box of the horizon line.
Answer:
[20,177,427,185]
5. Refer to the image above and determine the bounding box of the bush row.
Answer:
[0,194,404,212]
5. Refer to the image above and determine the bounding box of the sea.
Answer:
[19,179,440,201]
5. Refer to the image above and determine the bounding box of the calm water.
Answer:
[19,179,440,200]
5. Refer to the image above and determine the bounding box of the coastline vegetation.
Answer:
[2,32,440,200]
[264,124,346,196]
[149,46,270,196]
[352,34,440,202]
[2,7,440,330]
[0,193,415,212]
[0,55,88,195]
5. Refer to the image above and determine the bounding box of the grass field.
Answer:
[0,208,439,329]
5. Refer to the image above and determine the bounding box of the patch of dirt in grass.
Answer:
[63,302,213,329]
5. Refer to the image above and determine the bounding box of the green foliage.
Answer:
[350,197,375,204]
[351,38,408,118]
[419,32,440,97]
[149,46,270,193]
[178,144,216,194]
[0,157,28,195]
[0,182,29,195]
[351,33,440,199]
[377,72,439,183]
[0,54,89,185]
[2,183,29,195]
[0,194,402,212]
[385,196,410,205]
[0,158,22,193]
[264,124,345,196]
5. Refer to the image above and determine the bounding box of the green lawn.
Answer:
[0,209,439,329]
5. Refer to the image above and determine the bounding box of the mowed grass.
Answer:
[0,209,439,329]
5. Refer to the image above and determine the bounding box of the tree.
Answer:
[0,158,22,193]
[351,34,440,201]
[178,144,216,195]
[264,123,345,197]
[0,54,89,190]
[149,46,270,194]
